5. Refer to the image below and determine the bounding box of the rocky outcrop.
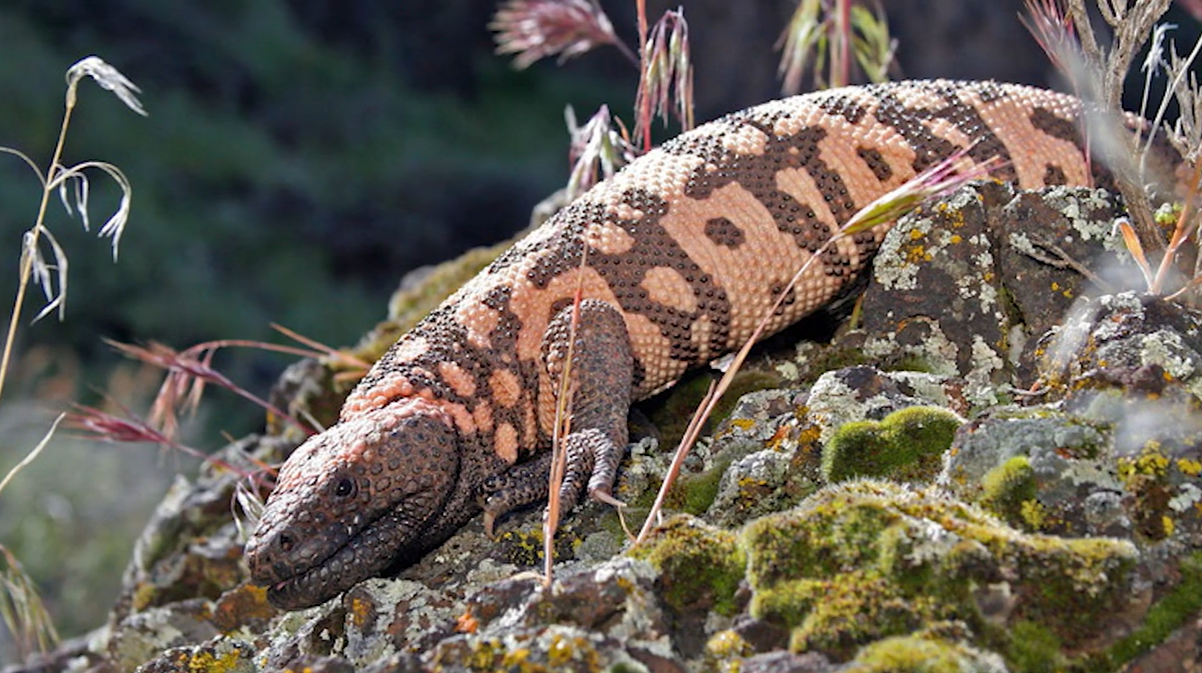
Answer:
[10,185,1202,673]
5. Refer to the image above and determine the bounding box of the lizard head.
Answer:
[244,399,459,609]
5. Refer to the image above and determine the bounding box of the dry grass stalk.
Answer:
[777,0,895,95]
[565,105,636,200]
[633,9,694,151]
[490,0,635,68]
[542,247,587,586]
[0,56,145,406]
[105,338,321,440]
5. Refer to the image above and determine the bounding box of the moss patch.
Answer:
[822,406,962,483]
[740,481,1138,662]
[1086,551,1202,670]
[629,515,746,617]
[846,633,999,673]
[978,456,1039,529]
[662,457,733,515]
[642,368,785,450]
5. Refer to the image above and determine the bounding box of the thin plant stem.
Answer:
[543,247,588,586]
[833,0,851,87]
[1151,157,1202,293]
[0,414,63,498]
[0,98,78,405]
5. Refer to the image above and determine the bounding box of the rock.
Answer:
[134,637,258,673]
[830,183,1134,406]
[13,186,1202,673]
[704,367,967,528]
[1037,291,1202,401]
[940,405,1121,536]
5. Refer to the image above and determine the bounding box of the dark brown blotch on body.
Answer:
[1043,164,1067,185]
[704,216,746,248]
[1029,107,1082,147]
[857,146,893,182]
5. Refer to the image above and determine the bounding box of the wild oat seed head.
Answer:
[65,56,147,116]
[490,0,619,69]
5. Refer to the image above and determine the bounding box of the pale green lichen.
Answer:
[846,633,1009,673]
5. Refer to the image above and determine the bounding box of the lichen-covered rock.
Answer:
[135,637,260,673]
[858,181,1016,407]
[939,405,1120,536]
[427,624,678,672]
[1036,292,1202,400]
[804,367,968,447]
[740,480,1141,662]
[703,368,966,528]
[828,184,1134,408]
[107,600,222,673]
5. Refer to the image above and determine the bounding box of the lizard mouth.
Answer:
[259,507,424,610]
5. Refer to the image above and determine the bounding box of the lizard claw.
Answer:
[590,488,626,509]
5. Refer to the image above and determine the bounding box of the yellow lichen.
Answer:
[184,648,243,673]
[1177,458,1202,477]
[349,595,373,629]
[1021,499,1048,530]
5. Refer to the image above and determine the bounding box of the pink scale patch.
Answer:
[439,361,477,398]
[342,374,415,416]
[495,422,519,464]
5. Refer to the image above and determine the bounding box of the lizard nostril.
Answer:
[277,533,294,552]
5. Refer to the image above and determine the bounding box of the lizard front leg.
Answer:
[541,299,634,513]
[479,299,634,531]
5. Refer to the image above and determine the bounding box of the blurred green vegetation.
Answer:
[0,0,630,441]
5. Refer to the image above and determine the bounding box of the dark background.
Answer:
[0,0,1196,657]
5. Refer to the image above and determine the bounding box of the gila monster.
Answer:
[245,79,1187,610]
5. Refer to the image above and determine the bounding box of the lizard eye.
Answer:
[333,477,357,499]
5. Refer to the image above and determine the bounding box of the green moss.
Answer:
[643,369,784,449]
[1005,620,1064,673]
[883,354,936,374]
[1087,551,1202,670]
[1005,537,1138,647]
[979,456,1039,529]
[663,457,733,515]
[629,515,746,617]
[740,481,1139,662]
[785,571,949,660]
[822,406,962,483]
[846,634,985,673]
[796,343,872,385]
